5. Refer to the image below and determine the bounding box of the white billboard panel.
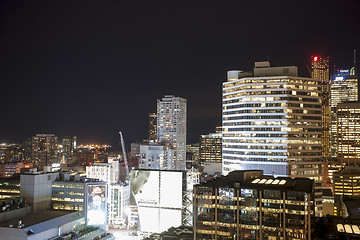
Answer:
[160,171,183,208]
[131,170,159,207]
[138,207,159,233]
[130,170,184,234]
[159,208,182,232]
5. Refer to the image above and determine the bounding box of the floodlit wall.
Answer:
[130,169,184,234]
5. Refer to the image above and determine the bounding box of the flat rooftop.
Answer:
[198,170,313,193]
[0,209,76,228]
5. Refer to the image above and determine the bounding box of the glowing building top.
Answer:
[311,56,330,83]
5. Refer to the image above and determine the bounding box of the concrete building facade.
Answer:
[138,143,174,170]
[20,172,59,213]
[86,158,119,184]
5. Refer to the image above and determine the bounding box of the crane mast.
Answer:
[119,131,129,182]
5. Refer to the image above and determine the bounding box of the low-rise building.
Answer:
[0,177,20,200]
[51,181,86,211]
[51,178,108,229]
[86,158,119,184]
[0,210,85,240]
[0,162,33,178]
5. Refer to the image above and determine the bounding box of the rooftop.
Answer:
[334,166,360,176]
[197,170,313,193]
[227,62,300,80]
[343,197,360,220]
[0,209,78,229]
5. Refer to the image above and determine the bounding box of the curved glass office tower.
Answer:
[222,62,323,215]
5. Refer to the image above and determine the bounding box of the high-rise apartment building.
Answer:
[61,136,77,164]
[0,143,24,163]
[157,95,187,170]
[199,133,222,167]
[311,56,330,159]
[148,112,157,141]
[32,134,58,168]
[186,143,200,167]
[330,70,358,157]
[222,62,323,215]
[138,142,174,170]
[337,102,360,165]
[130,142,142,164]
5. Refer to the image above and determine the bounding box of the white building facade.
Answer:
[108,182,130,226]
[157,95,187,170]
[86,158,119,184]
[222,62,323,216]
[86,158,130,227]
[139,143,175,170]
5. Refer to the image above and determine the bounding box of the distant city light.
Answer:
[78,144,111,150]
[335,77,344,80]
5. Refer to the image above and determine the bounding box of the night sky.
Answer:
[1,1,359,148]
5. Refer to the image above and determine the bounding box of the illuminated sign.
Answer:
[87,184,107,226]
[130,170,184,233]
[335,77,344,80]
[313,56,318,62]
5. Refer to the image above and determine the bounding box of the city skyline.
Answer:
[1,1,359,147]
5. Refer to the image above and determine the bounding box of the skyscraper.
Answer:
[61,136,77,164]
[222,62,323,215]
[148,112,157,141]
[337,102,360,165]
[311,56,330,159]
[138,142,174,170]
[199,132,222,167]
[157,95,187,170]
[330,69,358,157]
[32,134,58,168]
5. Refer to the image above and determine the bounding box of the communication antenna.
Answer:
[119,131,129,182]
[354,49,357,75]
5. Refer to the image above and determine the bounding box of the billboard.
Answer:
[87,184,107,226]
[159,171,183,209]
[130,170,184,233]
[131,170,160,207]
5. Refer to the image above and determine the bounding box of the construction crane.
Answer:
[119,131,130,182]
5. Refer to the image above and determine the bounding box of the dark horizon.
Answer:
[1,1,359,148]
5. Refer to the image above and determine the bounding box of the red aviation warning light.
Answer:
[313,56,318,62]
